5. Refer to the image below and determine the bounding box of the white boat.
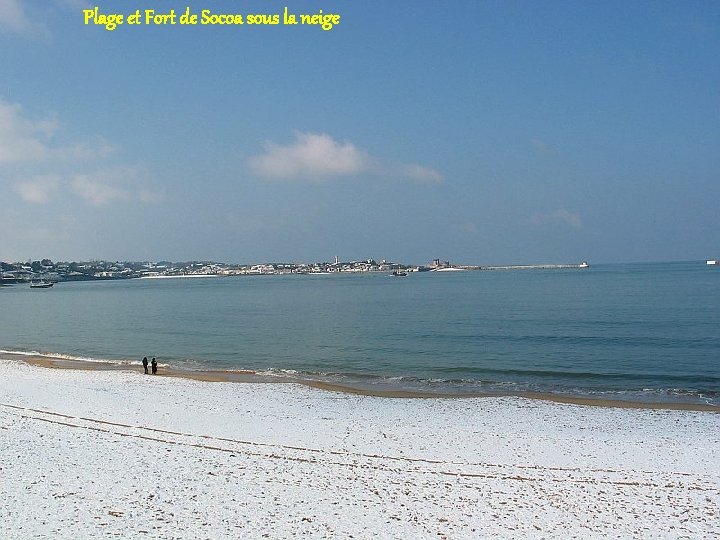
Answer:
[707,260,719,266]
[30,279,54,288]
[391,270,408,277]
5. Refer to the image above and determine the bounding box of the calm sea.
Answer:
[1,262,719,405]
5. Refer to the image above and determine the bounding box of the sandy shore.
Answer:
[9,353,720,410]
[1,358,719,538]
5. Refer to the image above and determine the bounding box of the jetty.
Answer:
[468,261,589,271]
[428,261,590,271]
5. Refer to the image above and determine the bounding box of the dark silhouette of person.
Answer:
[151,357,157,375]
[142,357,149,375]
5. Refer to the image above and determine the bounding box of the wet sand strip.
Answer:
[5,352,718,412]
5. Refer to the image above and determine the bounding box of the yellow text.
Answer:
[83,7,123,31]
[300,10,340,31]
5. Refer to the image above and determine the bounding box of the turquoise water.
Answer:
[1,262,719,404]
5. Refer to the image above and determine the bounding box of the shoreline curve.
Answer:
[3,352,717,413]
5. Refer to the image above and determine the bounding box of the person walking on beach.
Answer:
[142,357,149,375]
[151,357,157,375]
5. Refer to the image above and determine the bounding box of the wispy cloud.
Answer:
[248,131,443,185]
[70,167,163,206]
[0,0,88,39]
[71,174,130,206]
[531,209,583,229]
[68,138,118,161]
[0,99,115,165]
[0,0,48,38]
[0,100,56,164]
[0,0,36,34]
[1,98,159,208]
[397,163,444,185]
[14,175,61,204]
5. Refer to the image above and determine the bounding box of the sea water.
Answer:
[1,262,718,404]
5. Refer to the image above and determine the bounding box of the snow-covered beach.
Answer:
[1,357,718,539]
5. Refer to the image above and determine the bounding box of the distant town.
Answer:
[0,257,590,285]
[0,257,413,284]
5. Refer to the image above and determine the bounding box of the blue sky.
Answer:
[1,0,718,264]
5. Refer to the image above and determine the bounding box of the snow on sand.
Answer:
[1,359,719,539]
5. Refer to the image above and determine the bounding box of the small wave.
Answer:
[3,348,717,406]
[0,349,42,357]
[433,365,720,385]
[236,368,720,405]
[0,348,136,365]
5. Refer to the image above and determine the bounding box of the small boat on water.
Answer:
[30,279,54,288]
[391,270,408,277]
[707,260,719,266]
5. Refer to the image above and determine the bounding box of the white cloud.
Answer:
[0,99,116,165]
[0,100,56,164]
[0,0,33,33]
[0,99,115,166]
[248,131,443,185]
[398,163,444,185]
[248,132,368,180]
[532,209,583,229]
[14,175,61,204]
[1,99,158,208]
[71,173,130,206]
[68,138,117,161]
[0,0,48,37]
[0,0,88,38]
[69,167,161,206]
